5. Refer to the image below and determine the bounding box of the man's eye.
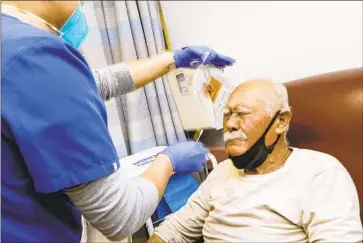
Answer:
[223,111,231,117]
[237,111,247,115]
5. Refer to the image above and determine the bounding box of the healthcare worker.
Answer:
[1,1,235,243]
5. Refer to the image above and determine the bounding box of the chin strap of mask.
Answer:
[263,111,282,150]
[229,110,282,170]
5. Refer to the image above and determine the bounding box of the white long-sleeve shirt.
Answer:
[154,148,363,242]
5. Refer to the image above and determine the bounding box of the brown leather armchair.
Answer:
[285,67,363,220]
[206,67,363,220]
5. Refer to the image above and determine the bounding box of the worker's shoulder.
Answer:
[293,147,347,175]
[2,14,60,53]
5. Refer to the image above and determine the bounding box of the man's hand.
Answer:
[173,46,236,69]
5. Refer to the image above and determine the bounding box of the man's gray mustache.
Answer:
[224,131,248,142]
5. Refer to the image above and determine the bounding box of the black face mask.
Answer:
[228,110,281,170]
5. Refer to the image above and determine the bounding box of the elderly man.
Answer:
[148,79,363,242]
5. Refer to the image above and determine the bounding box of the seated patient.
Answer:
[148,79,363,242]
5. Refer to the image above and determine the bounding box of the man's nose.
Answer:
[225,114,240,132]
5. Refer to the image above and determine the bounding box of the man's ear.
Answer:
[276,109,292,134]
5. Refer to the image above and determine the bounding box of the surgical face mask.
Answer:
[57,3,89,49]
[228,110,281,170]
[2,2,89,49]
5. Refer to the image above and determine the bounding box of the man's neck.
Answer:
[245,138,291,175]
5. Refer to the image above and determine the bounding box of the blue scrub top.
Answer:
[1,14,119,242]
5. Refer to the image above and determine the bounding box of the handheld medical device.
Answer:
[166,56,234,131]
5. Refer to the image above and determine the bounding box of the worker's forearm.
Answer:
[63,170,159,241]
[127,52,175,89]
[140,154,174,201]
[93,52,175,101]
[63,155,173,241]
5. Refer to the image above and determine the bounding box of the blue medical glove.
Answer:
[159,141,210,173]
[173,46,236,69]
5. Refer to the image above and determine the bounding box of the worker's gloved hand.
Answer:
[159,141,210,173]
[173,46,236,69]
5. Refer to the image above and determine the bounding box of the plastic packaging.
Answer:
[190,49,213,106]
[189,48,234,130]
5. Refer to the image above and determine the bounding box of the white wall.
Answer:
[160,1,362,84]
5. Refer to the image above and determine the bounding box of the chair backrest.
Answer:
[284,67,363,220]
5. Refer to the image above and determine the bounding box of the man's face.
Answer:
[223,85,279,157]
